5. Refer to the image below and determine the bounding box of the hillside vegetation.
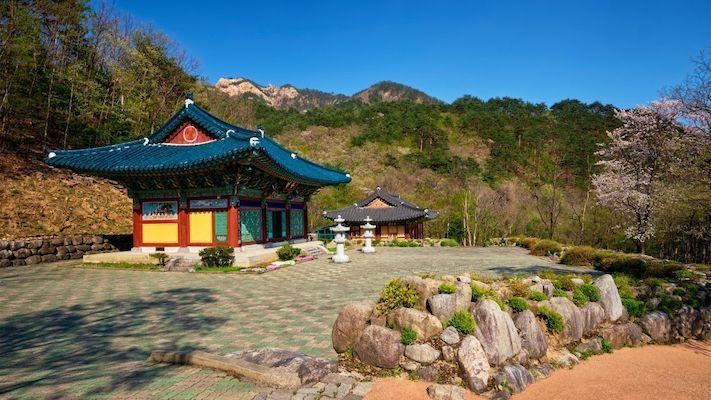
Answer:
[0,0,708,263]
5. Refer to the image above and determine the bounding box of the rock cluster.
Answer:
[0,235,124,267]
[332,272,711,397]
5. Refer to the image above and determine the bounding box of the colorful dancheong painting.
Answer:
[142,201,178,220]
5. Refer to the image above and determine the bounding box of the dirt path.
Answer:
[364,341,711,400]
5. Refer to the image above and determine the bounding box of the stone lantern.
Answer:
[361,216,376,253]
[330,215,350,263]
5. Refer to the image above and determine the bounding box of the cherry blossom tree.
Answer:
[592,101,693,253]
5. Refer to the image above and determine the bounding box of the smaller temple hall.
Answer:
[45,96,351,252]
[323,187,437,240]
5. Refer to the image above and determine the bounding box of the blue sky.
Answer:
[114,0,710,107]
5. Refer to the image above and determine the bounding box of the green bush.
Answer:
[560,246,596,266]
[553,275,577,291]
[470,284,492,301]
[536,306,564,334]
[439,239,459,247]
[529,291,547,301]
[657,295,683,316]
[439,282,457,294]
[446,310,476,334]
[674,269,695,280]
[645,260,684,278]
[390,239,422,247]
[516,237,539,249]
[508,278,531,297]
[276,244,302,261]
[199,246,235,267]
[613,274,636,299]
[601,339,613,353]
[508,297,529,312]
[622,298,646,318]
[377,278,420,313]
[530,239,563,256]
[149,252,169,266]
[572,287,589,306]
[553,288,569,298]
[579,283,601,302]
[400,326,417,345]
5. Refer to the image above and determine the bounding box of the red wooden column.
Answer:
[303,201,309,239]
[178,198,189,247]
[227,196,239,247]
[132,199,142,248]
[261,199,268,243]
[285,200,292,241]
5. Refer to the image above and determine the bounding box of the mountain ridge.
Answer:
[214,77,440,110]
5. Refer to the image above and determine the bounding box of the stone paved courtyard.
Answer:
[0,246,583,399]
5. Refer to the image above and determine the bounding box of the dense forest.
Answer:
[1,1,709,263]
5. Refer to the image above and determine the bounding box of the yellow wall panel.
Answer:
[142,223,178,244]
[189,211,213,243]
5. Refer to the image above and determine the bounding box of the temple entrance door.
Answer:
[267,210,286,241]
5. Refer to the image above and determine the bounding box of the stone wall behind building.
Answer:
[0,234,132,267]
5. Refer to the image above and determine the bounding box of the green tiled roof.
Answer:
[45,101,351,186]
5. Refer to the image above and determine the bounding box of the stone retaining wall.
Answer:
[0,234,132,267]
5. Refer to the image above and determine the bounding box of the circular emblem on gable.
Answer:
[182,125,198,143]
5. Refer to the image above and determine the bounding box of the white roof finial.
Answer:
[184,98,194,108]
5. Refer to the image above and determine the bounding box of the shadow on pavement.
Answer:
[0,287,226,398]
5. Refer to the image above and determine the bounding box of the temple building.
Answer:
[45,96,350,252]
[323,187,437,240]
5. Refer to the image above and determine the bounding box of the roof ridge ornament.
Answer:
[143,137,149,145]
[249,137,260,147]
[184,98,194,108]
[257,124,265,138]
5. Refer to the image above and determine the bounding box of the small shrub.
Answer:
[530,239,563,256]
[199,246,234,267]
[471,284,492,301]
[622,298,646,318]
[440,239,459,247]
[400,327,417,345]
[560,246,596,266]
[439,282,457,294]
[536,306,564,334]
[553,288,569,298]
[572,287,589,306]
[529,291,547,301]
[508,278,531,297]
[613,274,636,299]
[446,310,476,334]
[657,294,683,316]
[508,296,529,312]
[516,237,539,249]
[673,269,695,280]
[553,275,577,291]
[579,283,600,302]
[149,252,169,266]
[377,278,419,313]
[644,260,684,278]
[601,339,613,353]
[276,244,301,261]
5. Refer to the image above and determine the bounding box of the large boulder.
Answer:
[226,348,336,385]
[405,343,440,364]
[332,300,376,353]
[471,300,522,366]
[546,348,579,368]
[457,335,491,393]
[698,308,711,341]
[428,294,458,322]
[493,364,534,394]
[402,276,441,310]
[639,311,672,343]
[580,302,605,335]
[673,305,700,340]
[600,322,643,348]
[539,297,584,344]
[388,307,443,340]
[354,325,404,368]
[530,279,555,297]
[594,274,624,322]
[513,310,547,359]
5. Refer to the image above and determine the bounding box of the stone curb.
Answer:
[149,350,302,389]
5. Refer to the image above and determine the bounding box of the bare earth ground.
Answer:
[364,341,711,400]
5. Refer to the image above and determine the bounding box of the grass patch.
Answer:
[439,282,457,294]
[508,296,529,312]
[536,306,564,334]
[81,262,160,270]
[194,265,243,272]
[400,327,417,345]
[446,310,476,334]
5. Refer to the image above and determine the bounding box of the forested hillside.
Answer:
[1,1,708,263]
